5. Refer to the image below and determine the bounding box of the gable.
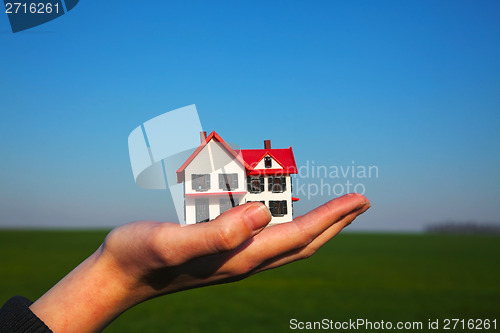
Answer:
[253,154,283,170]
[177,131,248,183]
[240,148,298,175]
[185,140,244,175]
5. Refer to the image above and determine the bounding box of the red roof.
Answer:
[176,131,297,183]
[240,148,297,175]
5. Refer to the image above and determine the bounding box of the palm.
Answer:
[102,194,370,299]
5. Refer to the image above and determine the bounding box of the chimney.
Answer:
[200,131,207,143]
[264,140,271,149]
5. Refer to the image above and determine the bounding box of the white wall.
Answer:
[185,195,243,225]
[184,141,246,224]
[184,141,245,194]
[244,176,293,224]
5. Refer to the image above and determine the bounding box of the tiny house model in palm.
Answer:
[176,131,299,225]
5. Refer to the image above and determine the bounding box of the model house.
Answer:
[176,131,298,225]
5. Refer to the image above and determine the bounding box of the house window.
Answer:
[219,198,240,214]
[192,174,210,192]
[195,198,210,223]
[269,200,288,217]
[219,173,238,191]
[268,176,286,193]
[264,156,272,168]
[247,200,265,205]
[247,176,264,193]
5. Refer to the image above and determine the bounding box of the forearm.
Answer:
[29,247,139,333]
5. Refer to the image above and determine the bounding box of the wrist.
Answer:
[29,246,138,333]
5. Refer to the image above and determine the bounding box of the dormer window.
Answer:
[264,156,272,168]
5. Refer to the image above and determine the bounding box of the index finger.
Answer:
[239,193,369,262]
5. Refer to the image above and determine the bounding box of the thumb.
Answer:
[162,202,272,264]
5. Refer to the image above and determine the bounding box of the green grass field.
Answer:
[1,231,499,332]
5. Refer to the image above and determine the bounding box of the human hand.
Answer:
[30,193,370,332]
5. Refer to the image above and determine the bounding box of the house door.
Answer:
[195,198,210,223]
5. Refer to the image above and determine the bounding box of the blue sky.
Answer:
[1,1,499,231]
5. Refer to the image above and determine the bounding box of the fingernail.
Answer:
[244,203,272,230]
[356,201,371,215]
[358,201,369,209]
